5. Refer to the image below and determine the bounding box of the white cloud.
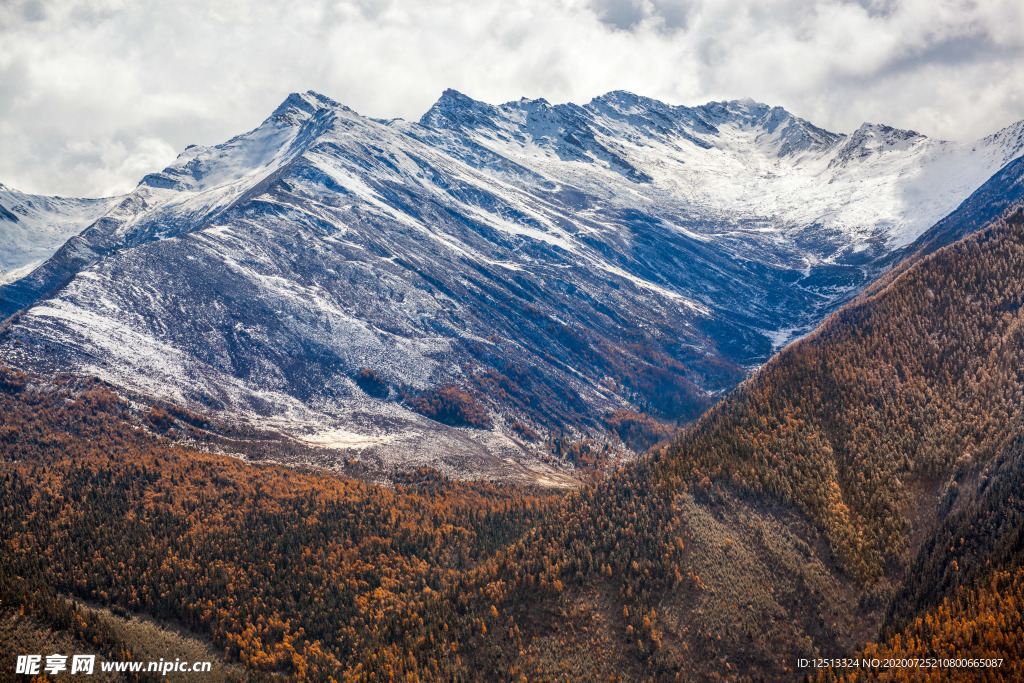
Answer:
[1,0,1022,197]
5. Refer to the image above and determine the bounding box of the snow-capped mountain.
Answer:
[1,90,1022,481]
[0,184,122,285]
[420,89,1024,254]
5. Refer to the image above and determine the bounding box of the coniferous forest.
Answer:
[4,209,1024,680]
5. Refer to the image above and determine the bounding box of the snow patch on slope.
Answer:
[0,185,122,284]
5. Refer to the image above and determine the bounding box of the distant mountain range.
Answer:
[0,184,120,285]
[2,90,1023,480]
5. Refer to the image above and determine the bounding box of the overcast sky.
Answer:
[2,0,1023,198]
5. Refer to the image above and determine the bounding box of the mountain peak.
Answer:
[134,91,343,204]
[978,117,1024,154]
[419,89,495,129]
[853,121,923,137]
[436,88,474,106]
[831,122,927,166]
[271,91,342,125]
[590,90,645,106]
[698,98,785,124]
[516,96,551,108]
[586,90,672,118]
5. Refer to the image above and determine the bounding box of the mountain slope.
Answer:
[386,206,1024,680]
[0,184,121,286]
[0,363,561,679]
[2,91,1023,478]
[0,94,329,318]
[861,151,1024,293]
[419,90,1024,258]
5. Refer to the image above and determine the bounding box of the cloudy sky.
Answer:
[2,0,1023,198]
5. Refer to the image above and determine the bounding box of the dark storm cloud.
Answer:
[0,0,1021,198]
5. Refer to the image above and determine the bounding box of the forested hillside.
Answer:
[383,205,1024,680]
[3,206,1024,681]
[0,369,559,679]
